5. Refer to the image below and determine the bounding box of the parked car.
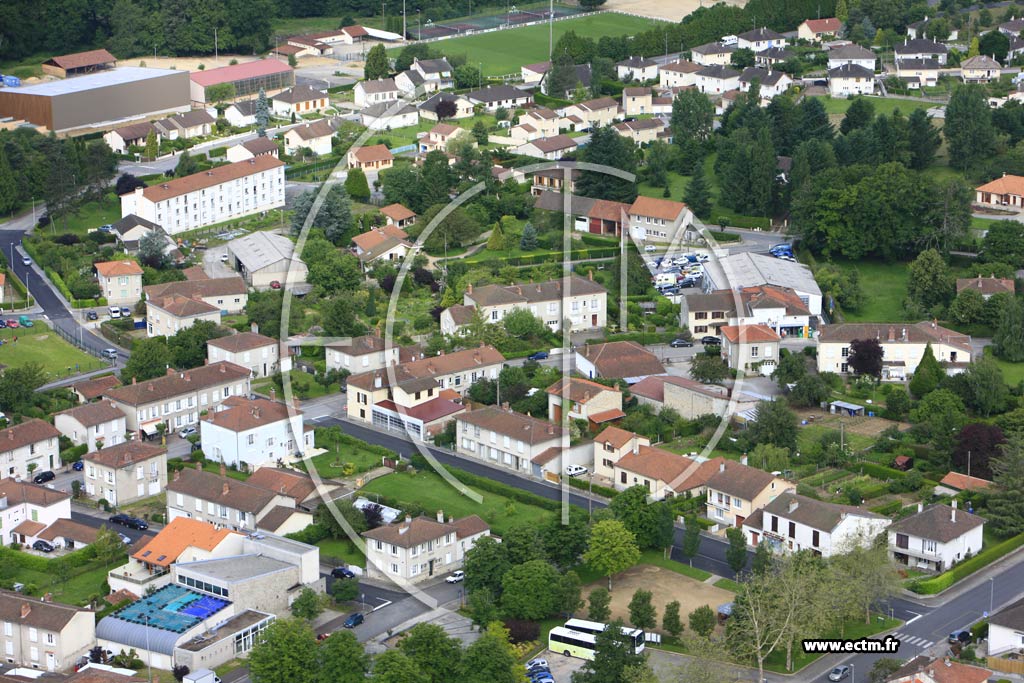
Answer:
[670,338,694,348]
[331,567,356,579]
[269,281,281,289]
[72,461,84,472]
[118,533,132,545]
[18,316,32,327]
[179,426,198,439]
[700,336,721,345]
[316,633,330,642]
[120,307,131,317]
[445,570,465,584]
[644,245,657,252]
[220,253,230,262]
[101,348,119,360]
[32,470,55,484]
[527,351,549,361]
[828,666,852,682]
[564,464,588,477]
[108,306,121,319]
[343,612,364,628]
[85,311,98,321]
[526,659,549,670]
[32,540,55,553]
[5,320,18,329]
[949,630,971,645]
[98,224,113,233]
[0,320,7,329]
[21,256,30,267]
[108,514,148,530]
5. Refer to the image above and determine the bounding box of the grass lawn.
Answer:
[763,615,901,673]
[0,323,106,379]
[47,193,122,236]
[573,549,713,584]
[198,460,249,481]
[714,577,741,592]
[829,259,910,322]
[815,95,934,118]
[797,423,875,453]
[373,114,497,150]
[359,470,554,537]
[252,369,338,400]
[316,537,366,568]
[9,554,128,606]
[300,438,387,479]
[395,13,660,76]
[984,347,1024,386]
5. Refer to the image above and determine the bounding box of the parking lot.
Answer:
[534,652,586,681]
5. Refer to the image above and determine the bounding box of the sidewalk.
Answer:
[38,364,117,392]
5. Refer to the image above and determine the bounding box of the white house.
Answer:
[616,56,658,82]
[894,38,948,65]
[207,331,288,378]
[798,17,842,42]
[514,135,578,160]
[201,396,311,469]
[354,78,400,108]
[628,195,691,243]
[325,332,422,374]
[659,60,701,89]
[896,58,940,88]
[462,274,608,333]
[225,137,279,163]
[0,478,72,547]
[145,294,221,338]
[827,44,877,71]
[283,118,336,156]
[575,341,666,384]
[464,85,532,112]
[104,122,158,154]
[887,502,984,573]
[223,100,259,127]
[0,419,61,479]
[738,67,793,101]
[360,102,419,131]
[695,65,741,94]
[270,84,329,116]
[828,63,875,96]
[120,156,285,235]
[817,322,972,380]
[989,595,1024,656]
[363,513,490,584]
[743,491,891,556]
[736,27,788,52]
[411,57,454,89]
[54,401,127,453]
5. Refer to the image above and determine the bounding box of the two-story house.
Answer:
[270,84,329,116]
[354,77,400,108]
[347,144,394,171]
[166,464,297,532]
[363,512,489,584]
[743,491,891,556]
[0,590,95,671]
[798,17,842,42]
[616,57,659,82]
[828,63,875,96]
[827,44,877,71]
[200,396,311,470]
[659,60,701,89]
[351,225,414,267]
[719,324,781,374]
[738,67,793,102]
[283,118,337,156]
[82,441,168,506]
[560,97,620,130]
[461,273,608,333]
[592,427,650,481]
[893,38,948,65]
[888,502,984,573]
[817,323,972,380]
[145,295,220,337]
[455,406,565,476]
[0,420,61,480]
[514,135,578,161]
[736,27,788,52]
[411,58,454,90]
[207,332,287,379]
[104,362,253,437]
[960,55,1001,83]
[95,260,144,307]
[690,42,736,66]
[0,479,71,547]
[705,460,793,528]
[546,377,623,428]
[54,401,127,453]
[628,196,691,243]
[955,275,1015,300]
[325,332,423,374]
[144,277,248,316]
[345,346,504,438]
[681,285,814,338]
[695,65,741,94]
[465,85,532,112]
[614,446,726,500]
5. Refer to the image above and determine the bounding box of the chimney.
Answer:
[741,453,748,466]
[19,604,30,619]
[251,322,259,334]
[222,482,230,495]
[174,469,180,482]
[888,326,896,342]
[917,502,923,513]
[148,383,154,392]
[548,424,554,435]
[132,377,137,385]
[195,461,202,470]
[270,387,276,402]
[788,498,799,513]
[467,283,473,295]
[502,401,510,411]
[220,461,227,477]
[952,499,957,523]
[437,509,444,523]
[405,515,412,523]
[719,461,726,473]
[220,364,226,373]
[631,433,639,455]
[374,372,382,389]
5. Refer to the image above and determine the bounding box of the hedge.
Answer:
[60,443,89,463]
[566,475,618,499]
[714,214,771,230]
[602,331,681,345]
[100,321,134,349]
[42,267,106,308]
[705,230,742,243]
[910,532,1024,594]
[850,461,906,481]
[0,543,103,573]
[870,500,902,515]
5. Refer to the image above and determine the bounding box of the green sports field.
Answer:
[396,13,661,76]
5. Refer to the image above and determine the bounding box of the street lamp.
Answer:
[850,663,855,683]
[989,577,995,615]
[361,593,366,614]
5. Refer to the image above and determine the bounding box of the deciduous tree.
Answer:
[946,85,995,171]
[662,600,683,637]
[588,587,611,621]
[398,623,462,683]
[994,296,1024,361]
[627,589,656,630]
[725,527,747,574]
[583,519,640,590]
[746,400,798,451]
[317,630,370,683]
[364,44,391,80]
[688,604,716,638]
[847,338,884,378]
[248,618,318,683]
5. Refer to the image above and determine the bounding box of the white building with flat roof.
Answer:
[702,252,823,316]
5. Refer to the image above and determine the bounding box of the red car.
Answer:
[269,281,281,289]
[6,320,19,329]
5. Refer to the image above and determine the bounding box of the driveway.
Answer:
[202,249,237,279]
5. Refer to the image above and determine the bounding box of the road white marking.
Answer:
[371,600,392,612]
[905,612,922,625]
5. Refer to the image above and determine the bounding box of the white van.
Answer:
[653,273,677,287]
[108,306,121,319]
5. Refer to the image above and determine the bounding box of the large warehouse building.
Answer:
[0,67,190,134]
[189,60,294,105]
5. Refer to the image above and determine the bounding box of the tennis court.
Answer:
[111,585,231,633]
[416,4,582,39]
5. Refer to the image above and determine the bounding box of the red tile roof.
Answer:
[45,49,116,70]
[95,260,143,277]
[594,426,644,450]
[720,324,781,344]
[976,174,1024,197]
[132,517,238,567]
[137,156,284,203]
[939,472,993,491]
[803,17,841,33]
[629,196,688,221]
[351,144,393,163]
[71,375,123,403]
